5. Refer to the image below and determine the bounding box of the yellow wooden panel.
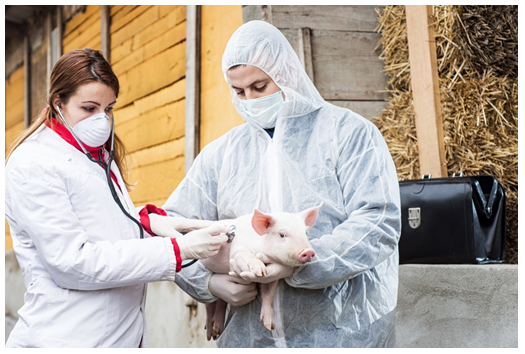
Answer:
[5,67,24,252]
[114,80,186,126]
[68,38,101,55]
[134,198,167,209]
[117,100,185,153]
[200,5,244,149]
[111,7,185,65]
[131,79,185,117]
[128,155,185,205]
[111,5,151,34]
[5,121,25,152]
[128,140,186,207]
[129,138,185,170]
[111,6,157,46]
[163,5,185,23]
[63,5,100,47]
[5,67,24,104]
[64,18,101,53]
[112,21,186,76]
[117,43,186,107]
[6,219,13,251]
[63,5,99,38]
[5,67,24,130]
[5,102,24,131]
[110,5,136,21]
[5,86,24,113]
[5,63,24,84]
[110,5,126,16]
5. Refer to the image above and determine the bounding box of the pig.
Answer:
[200,203,322,340]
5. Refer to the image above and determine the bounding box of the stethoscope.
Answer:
[55,106,237,268]
[55,105,145,240]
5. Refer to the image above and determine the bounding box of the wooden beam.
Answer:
[185,5,201,172]
[46,11,52,95]
[23,35,31,128]
[56,6,63,58]
[405,5,447,178]
[261,5,273,23]
[100,5,110,62]
[297,27,315,83]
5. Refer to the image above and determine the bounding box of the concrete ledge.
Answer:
[5,251,518,347]
[395,264,518,348]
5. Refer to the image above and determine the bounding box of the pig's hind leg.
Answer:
[205,301,217,341]
[205,299,228,340]
[212,299,228,339]
[260,280,279,330]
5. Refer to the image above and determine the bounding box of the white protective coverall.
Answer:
[164,20,401,347]
[5,125,177,347]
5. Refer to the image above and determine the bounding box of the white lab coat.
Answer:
[5,125,177,347]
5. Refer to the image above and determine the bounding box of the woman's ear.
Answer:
[51,96,61,110]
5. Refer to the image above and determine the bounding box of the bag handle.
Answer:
[472,178,499,218]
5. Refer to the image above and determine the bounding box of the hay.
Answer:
[373,5,518,264]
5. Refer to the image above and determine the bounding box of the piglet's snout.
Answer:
[299,248,316,263]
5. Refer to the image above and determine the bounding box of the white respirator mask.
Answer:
[71,112,112,147]
[237,90,284,129]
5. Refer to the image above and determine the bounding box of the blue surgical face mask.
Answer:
[237,90,284,129]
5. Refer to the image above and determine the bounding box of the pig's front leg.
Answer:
[260,280,278,330]
[230,250,267,277]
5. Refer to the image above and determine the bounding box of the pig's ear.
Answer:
[252,209,275,236]
[300,202,323,230]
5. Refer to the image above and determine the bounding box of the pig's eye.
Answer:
[279,232,287,238]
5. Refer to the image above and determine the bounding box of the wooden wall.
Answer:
[63,5,101,52]
[4,67,25,250]
[243,5,389,120]
[4,5,246,252]
[199,5,244,149]
[109,5,188,207]
[5,4,387,254]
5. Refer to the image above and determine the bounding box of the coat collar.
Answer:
[45,117,105,155]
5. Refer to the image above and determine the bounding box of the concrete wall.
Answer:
[395,264,518,348]
[5,251,517,347]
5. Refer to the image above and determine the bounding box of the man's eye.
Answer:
[255,85,267,92]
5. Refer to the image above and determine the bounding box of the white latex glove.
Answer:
[177,224,229,260]
[208,273,258,307]
[229,253,295,283]
[149,213,213,238]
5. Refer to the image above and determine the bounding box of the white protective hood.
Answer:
[222,20,326,122]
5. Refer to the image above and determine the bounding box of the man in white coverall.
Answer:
[163,20,401,347]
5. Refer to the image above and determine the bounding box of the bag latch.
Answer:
[408,207,421,229]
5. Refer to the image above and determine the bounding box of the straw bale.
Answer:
[373,5,518,263]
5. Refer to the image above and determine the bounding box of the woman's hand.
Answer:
[176,224,229,260]
[149,213,213,238]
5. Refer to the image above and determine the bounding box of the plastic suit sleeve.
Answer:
[286,121,401,290]
[163,148,224,303]
[5,160,178,290]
